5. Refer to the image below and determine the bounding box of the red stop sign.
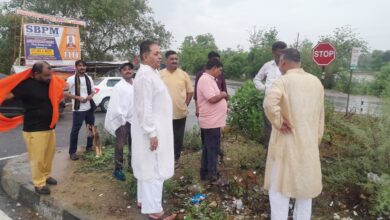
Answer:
[312,42,336,66]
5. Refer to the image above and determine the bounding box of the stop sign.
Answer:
[312,42,336,66]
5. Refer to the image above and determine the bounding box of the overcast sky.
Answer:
[1,0,388,51]
[149,0,390,51]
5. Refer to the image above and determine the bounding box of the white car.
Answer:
[93,77,122,112]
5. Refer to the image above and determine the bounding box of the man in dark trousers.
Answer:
[194,51,228,117]
[65,60,96,160]
[160,50,194,168]
[196,59,228,184]
[105,63,135,181]
[194,51,228,164]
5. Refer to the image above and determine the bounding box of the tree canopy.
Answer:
[0,0,172,73]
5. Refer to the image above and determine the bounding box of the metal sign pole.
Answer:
[345,69,353,116]
[18,0,26,65]
[345,47,361,116]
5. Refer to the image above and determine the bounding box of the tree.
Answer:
[319,26,368,88]
[371,63,390,97]
[0,12,19,73]
[179,33,218,74]
[370,50,385,71]
[298,39,321,77]
[383,51,390,63]
[358,52,373,71]
[246,27,278,78]
[221,48,249,79]
[0,0,171,71]
[248,26,278,49]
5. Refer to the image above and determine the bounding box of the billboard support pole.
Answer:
[18,0,26,65]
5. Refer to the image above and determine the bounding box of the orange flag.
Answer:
[0,68,66,132]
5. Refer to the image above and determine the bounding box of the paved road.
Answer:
[0,181,41,220]
[0,110,108,220]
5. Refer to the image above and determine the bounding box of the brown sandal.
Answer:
[148,212,177,220]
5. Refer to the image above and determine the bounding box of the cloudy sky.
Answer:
[1,0,388,51]
[149,0,390,51]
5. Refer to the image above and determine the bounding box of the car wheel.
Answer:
[100,97,110,113]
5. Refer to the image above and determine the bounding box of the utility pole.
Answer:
[18,0,26,66]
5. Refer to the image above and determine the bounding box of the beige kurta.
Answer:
[263,68,325,199]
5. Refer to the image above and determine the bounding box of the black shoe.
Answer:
[35,186,50,195]
[46,177,57,185]
[70,153,79,160]
[85,147,94,153]
[210,177,228,187]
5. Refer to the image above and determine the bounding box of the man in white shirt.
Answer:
[253,41,287,148]
[65,60,96,160]
[105,62,134,181]
[131,40,176,220]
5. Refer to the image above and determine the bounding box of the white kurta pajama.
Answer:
[104,79,134,137]
[263,68,325,220]
[131,64,174,214]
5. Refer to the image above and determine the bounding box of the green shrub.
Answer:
[373,174,390,215]
[321,103,390,216]
[184,202,225,220]
[183,125,202,152]
[163,179,180,198]
[228,81,264,143]
[125,172,137,199]
[371,64,390,97]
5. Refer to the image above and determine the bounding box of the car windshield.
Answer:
[93,78,104,85]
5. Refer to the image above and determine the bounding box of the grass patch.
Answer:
[183,125,202,152]
[77,146,115,172]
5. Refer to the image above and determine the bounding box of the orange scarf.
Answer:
[0,68,66,132]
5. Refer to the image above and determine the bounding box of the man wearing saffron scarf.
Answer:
[65,60,96,160]
[0,61,66,195]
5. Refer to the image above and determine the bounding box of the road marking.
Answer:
[0,209,12,220]
[0,154,23,161]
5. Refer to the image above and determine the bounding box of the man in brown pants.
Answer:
[104,63,135,181]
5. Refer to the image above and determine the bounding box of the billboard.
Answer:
[24,23,81,66]
[17,9,86,26]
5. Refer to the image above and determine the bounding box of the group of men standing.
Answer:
[0,38,325,219]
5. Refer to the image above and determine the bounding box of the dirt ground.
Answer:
[51,157,145,220]
[49,132,376,220]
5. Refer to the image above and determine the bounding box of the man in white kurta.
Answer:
[104,63,134,181]
[131,41,175,219]
[263,48,325,220]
